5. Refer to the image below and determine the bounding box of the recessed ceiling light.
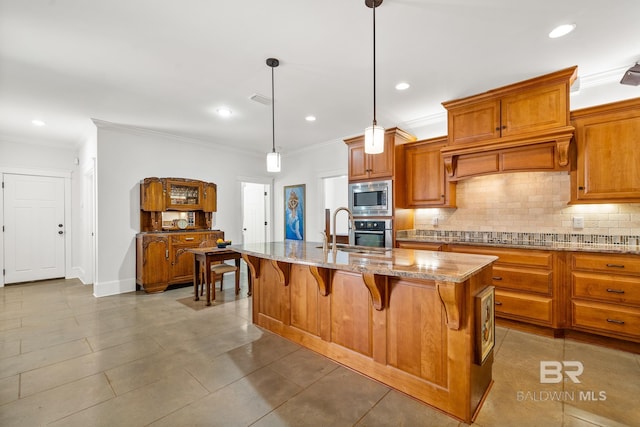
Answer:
[32,119,45,126]
[395,82,410,91]
[549,24,576,39]
[305,115,316,122]
[216,107,232,117]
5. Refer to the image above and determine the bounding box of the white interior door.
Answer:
[3,174,65,283]
[242,182,268,244]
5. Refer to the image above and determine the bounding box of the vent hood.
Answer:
[440,66,577,181]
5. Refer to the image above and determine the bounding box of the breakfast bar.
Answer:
[233,241,497,423]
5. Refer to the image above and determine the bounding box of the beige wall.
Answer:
[414,171,640,236]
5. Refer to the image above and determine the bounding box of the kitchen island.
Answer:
[233,241,497,423]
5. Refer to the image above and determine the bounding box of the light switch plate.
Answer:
[432,217,439,226]
[573,216,584,229]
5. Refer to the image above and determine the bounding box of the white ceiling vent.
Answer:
[249,93,271,106]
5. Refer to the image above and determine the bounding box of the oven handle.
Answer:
[354,230,385,234]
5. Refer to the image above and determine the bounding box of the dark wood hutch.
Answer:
[136,177,223,293]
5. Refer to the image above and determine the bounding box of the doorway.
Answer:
[241,181,270,244]
[3,173,66,283]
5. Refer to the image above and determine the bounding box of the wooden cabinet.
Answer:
[441,67,577,180]
[136,230,223,293]
[165,178,202,210]
[449,245,561,328]
[202,182,217,212]
[139,177,217,232]
[570,97,640,203]
[344,127,415,182]
[570,253,640,342]
[446,83,570,146]
[137,176,221,293]
[399,136,456,208]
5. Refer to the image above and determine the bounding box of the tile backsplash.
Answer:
[414,172,640,235]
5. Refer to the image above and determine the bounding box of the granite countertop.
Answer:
[231,241,497,283]
[395,235,640,255]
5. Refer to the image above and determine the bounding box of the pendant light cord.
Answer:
[271,64,276,153]
[372,2,377,127]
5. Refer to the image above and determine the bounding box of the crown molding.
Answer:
[91,119,263,159]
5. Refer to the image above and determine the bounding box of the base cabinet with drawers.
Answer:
[398,240,640,349]
[570,253,640,343]
[449,245,562,328]
[136,230,223,293]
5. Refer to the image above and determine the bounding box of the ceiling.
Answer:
[1,0,639,155]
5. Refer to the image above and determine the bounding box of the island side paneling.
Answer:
[246,256,493,423]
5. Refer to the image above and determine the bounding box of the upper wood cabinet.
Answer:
[165,178,202,210]
[570,97,640,204]
[139,177,217,232]
[202,182,217,212]
[344,127,415,182]
[397,136,456,208]
[140,177,165,211]
[441,67,577,180]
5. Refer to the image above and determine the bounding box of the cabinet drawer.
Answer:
[396,241,443,251]
[170,234,204,244]
[450,245,552,268]
[572,253,640,275]
[572,272,640,306]
[494,290,552,325]
[572,301,640,340]
[492,266,552,295]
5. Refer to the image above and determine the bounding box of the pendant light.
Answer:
[266,57,281,172]
[364,0,384,154]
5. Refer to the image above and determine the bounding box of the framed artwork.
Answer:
[284,184,305,240]
[475,286,495,365]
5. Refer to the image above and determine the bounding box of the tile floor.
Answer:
[1,271,639,427]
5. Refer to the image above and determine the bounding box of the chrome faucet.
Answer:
[332,207,354,250]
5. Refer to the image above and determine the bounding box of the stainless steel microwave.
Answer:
[348,179,392,217]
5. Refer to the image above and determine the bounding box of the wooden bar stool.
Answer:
[210,263,239,294]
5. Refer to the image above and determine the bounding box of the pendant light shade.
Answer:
[364,0,384,155]
[364,124,384,154]
[266,151,281,172]
[266,57,281,173]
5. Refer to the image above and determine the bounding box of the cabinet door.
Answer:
[348,140,369,181]
[202,182,217,212]
[140,178,165,211]
[165,179,203,210]
[404,139,454,207]
[448,99,500,145]
[136,235,169,292]
[501,83,568,138]
[169,234,203,283]
[573,112,640,202]
[367,137,395,179]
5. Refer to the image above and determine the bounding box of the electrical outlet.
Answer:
[573,216,584,229]
[432,217,439,226]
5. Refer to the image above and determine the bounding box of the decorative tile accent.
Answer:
[397,229,640,247]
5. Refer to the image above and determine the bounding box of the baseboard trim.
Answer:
[94,278,136,297]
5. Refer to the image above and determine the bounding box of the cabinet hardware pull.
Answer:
[493,276,502,281]
[495,127,500,131]
[606,288,625,294]
[185,237,195,241]
[165,249,169,259]
[502,125,507,129]
[578,186,584,190]
[606,263,625,268]
[495,301,503,306]
[606,318,625,325]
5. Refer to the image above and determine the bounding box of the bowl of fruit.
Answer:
[216,238,232,248]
